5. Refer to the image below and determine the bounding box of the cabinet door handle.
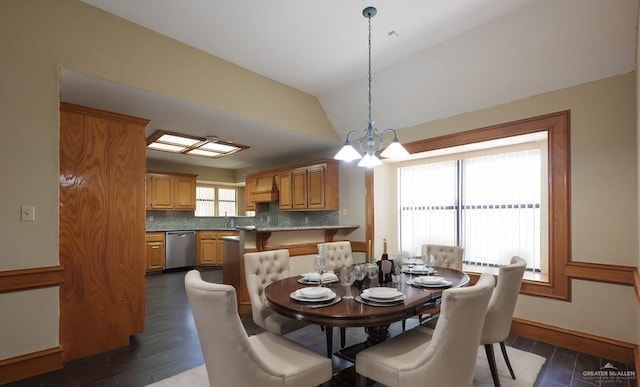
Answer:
[151,246,160,249]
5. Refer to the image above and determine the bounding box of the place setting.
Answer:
[407,275,452,289]
[290,286,342,308]
[355,286,406,307]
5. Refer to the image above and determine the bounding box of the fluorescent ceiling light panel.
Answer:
[146,130,249,159]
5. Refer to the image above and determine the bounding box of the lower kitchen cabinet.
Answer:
[196,231,238,266]
[145,232,165,272]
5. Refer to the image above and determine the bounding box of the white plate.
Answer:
[299,287,332,299]
[410,279,452,288]
[361,292,405,303]
[402,266,436,274]
[363,287,403,299]
[356,295,404,307]
[414,276,445,285]
[290,289,336,302]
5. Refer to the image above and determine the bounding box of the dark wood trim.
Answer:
[511,318,635,364]
[60,102,149,125]
[0,266,64,293]
[0,347,63,385]
[385,111,571,300]
[365,169,374,262]
[566,261,635,286]
[634,269,640,309]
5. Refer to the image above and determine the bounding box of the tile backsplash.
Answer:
[146,202,338,231]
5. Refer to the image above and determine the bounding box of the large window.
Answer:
[375,111,570,299]
[399,141,545,274]
[195,184,237,216]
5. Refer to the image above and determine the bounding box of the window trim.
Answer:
[195,183,238,217]
[369,111,571,300]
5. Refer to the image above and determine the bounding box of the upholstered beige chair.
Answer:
[244,249,309,335]
[422,244,464,270]
[417,244,464,325]
[480,256,527,387]
[317,241,353,272]
[355,273,495,387]
[185,270,332,387]
[317,241,353,350]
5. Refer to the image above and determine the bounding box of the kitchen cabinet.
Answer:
[245,177,257,211]
[146,172,197,210]
[145,232,165,272]
[278,171,293,210]
[247,159,339,211]
[196,230,238,266]
[277,160,339,211]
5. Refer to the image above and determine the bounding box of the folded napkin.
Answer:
[302,272,321,282]
[321,272,339,283]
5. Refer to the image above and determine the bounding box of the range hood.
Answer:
[250,175,279,203]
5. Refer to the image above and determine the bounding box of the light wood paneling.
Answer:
[59,103,147,362]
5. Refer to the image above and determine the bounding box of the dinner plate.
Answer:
[408,279,452,288]
[402,266,436,275]
[361,292,405,303]
[290,289,336,302]
[299,287,333,299]
[355,295,404,307]
[363,287,404,300]
[414,276,445,285]
[297,277,339,285]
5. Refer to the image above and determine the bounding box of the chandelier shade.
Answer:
[334,6,409,167]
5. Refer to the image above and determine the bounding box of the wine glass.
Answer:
[424,253,434,275]
[366,263,379,288]
[340,266,356,299]
[313,255,325,286]
[391,259,403,288]
[354,264,367,289]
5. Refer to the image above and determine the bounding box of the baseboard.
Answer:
[0,346,63,384]
[511,318,636,364]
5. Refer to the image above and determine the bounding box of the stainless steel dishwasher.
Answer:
[165,231,196,269]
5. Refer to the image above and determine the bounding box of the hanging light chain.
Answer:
[367,11,373,124]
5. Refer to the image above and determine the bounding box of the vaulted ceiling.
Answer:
[61,0,637,169]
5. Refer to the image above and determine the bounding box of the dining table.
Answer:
[263,265,470,362]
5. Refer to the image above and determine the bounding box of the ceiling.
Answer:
[61,0,637,170]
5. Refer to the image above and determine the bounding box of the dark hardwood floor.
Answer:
[4,269,635,387]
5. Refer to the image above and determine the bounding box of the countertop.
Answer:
[236,225,359,232]
[145,227,238,232]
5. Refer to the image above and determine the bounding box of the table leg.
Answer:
[324,325,333,358]
[364,325,390,345]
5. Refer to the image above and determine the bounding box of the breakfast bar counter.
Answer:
[223,224,360,314]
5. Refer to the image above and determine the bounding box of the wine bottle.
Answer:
[378,239,391,284]
[381,239,389,260]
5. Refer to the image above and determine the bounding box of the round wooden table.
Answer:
[264,267,470,358]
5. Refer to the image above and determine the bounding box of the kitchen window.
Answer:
[195,184,237,217]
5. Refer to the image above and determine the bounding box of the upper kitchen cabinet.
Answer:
[146,171,197,210]
[247,159,338,211]
[287,161,339,211]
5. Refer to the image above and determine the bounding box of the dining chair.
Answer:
[185,270,332,387]
[317,241,354,272]
[417,244,464,325]
[422,244,464,270]
[317,241,353,349]
[480,256,527,387]
[244,249,308,335]
[355,273,495,387]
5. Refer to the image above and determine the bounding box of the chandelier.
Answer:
[334,6,409,168]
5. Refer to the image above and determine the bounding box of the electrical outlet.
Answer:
[21,205,35,222]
